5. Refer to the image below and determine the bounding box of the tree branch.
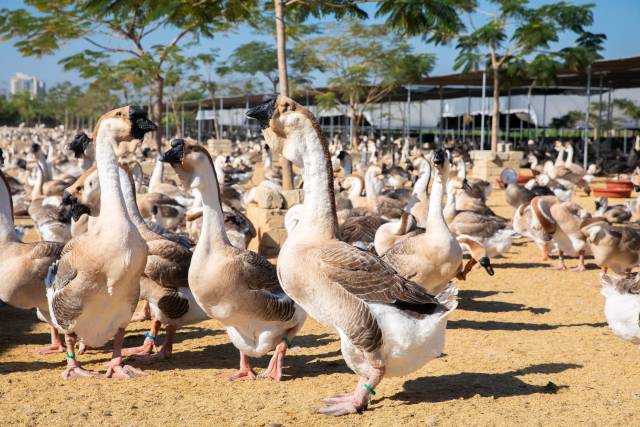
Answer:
[83,37,141,56]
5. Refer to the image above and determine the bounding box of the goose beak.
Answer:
[129,106,157,140]
[432,149,446,166]
[479,256,494,276]
[67,132,92,159]
[462,178,472,192]
[246,98,277,129]
[0,148,4,167]
[160,139,185,164]
[61,191,75,206]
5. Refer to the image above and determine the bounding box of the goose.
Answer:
[455,235,494,280]
[114,165,208,360]
[160,139,306,381]
[45,105,155,379]
[530,196,591,271]
[599,273,640,346]
[249,96,457,416]
[0,170,66,354]
[513,197,555,261]
[448,209,516,260]
[381,150,463,295]
[502,168,554,209]
[581,218,640,274]
[373,213,417,256]
[148,155,194,208]
[28,164,71,243]
[594,197,631,224]
[563,142,590,176]
[406,160,432,228]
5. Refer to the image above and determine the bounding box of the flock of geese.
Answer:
[1,98,640,416]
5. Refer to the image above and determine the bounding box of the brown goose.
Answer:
[249,96,456,416]
[116,165,207,360]
[0,170,65,354]
[161,140,306,381]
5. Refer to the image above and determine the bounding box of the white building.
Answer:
[10,72,46,98]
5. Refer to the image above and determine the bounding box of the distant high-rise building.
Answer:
[10,72,46,98]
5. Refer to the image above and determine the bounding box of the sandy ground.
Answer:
[1,186,640,427]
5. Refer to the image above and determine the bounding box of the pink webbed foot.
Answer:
[31,343,65,355]
[130,346,171,362]
[222,368,257,381]
[62,363,98,379]
[315,398,368,416]
[570,265,586,272]
[122,339,156,357]
[547,263,568,271]
[259,341,287,381]
[319,392,356,405]
[105,359,146,379]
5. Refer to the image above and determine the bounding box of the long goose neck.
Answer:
[196,162,230,248]
[565,145,574,165]
[117,167,146,229]
[298,121,339,239]
[31,166,44,200]
[149,156,164,191]
[36,152,51,181]
[0,172,16,242]
[555,147,565,165]
[426,170,447,231]
[364,170,379,210]
[95,130,128,223]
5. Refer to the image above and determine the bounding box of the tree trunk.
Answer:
[170,98,181,137]
[275,0,293,190]
[350,110,359,147]
[64,108,68,131]
[491,68,500,152]
[154,76,164,151]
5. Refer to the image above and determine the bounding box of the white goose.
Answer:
[249,96,457,416]
[45,106,154,379]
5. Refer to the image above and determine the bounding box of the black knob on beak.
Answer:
[479,256,494,276]
[160,139,185,164]
[246,98,277,129]
[61,191,75,206]
[432,149,446,166]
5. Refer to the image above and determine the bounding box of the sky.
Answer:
[1,0,639,93]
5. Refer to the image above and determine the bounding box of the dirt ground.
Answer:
[1,186,639,427]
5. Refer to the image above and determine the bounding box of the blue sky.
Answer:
[1,0,639,93]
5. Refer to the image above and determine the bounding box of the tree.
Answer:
[310,20,435,146]
[195,50,221,139]
[451,1,605,151]
[257,1,367,190]
[614,99,640,129]
[0,0,256,150]
[221,41,280,93]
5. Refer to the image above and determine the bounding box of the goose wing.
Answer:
[238,250,296,322]
[316,241,441,311]
[144,238,191,288]
[450,212,506,238]
[45,239,86,330]
[29,241,64,260]
[313,241,444,353]
[340,215,387,244]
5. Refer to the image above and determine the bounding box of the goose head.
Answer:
[94,106,157,150]
[246,96,317,168]
[0,147,4,167]
[431,148,450,180]
[67,132,93,159]
[160,138,216,192]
